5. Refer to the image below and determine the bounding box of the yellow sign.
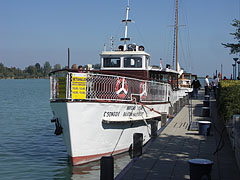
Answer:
[71,75,86,99]
[58,77,66,99]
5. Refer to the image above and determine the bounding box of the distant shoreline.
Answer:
[0,77,49,80]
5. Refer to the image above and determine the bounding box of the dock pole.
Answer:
[100,156,114,180]
[133,133,143,158]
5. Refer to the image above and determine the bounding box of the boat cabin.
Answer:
[100,44,150,79]
[99,43,179,89]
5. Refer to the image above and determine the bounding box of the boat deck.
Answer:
[116,90,240,180]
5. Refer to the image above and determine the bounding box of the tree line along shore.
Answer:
[0,62,101,79]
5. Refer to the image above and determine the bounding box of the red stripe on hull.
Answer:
[71,148,129,165]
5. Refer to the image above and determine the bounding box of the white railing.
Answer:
[50,71,172,103]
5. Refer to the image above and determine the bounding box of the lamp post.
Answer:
[233,58,238,80]
[238,61,240,80]
[232,64,236,80]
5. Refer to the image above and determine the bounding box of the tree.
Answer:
[222,19,240,54]
[35,63,41,72]
[92,63,101,69]
[25,65,37,75]
[43,61,52,76]
[53,64,61,71]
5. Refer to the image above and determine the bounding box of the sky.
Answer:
[0,0,239,77]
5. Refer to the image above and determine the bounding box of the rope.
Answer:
[132,99,174,118]
[133,99,151,136]
[111,129,124,156]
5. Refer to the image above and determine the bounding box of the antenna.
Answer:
[120,0,132,51]
[110,36,114,51]
[104,43,107,51]
[68,48,70,68]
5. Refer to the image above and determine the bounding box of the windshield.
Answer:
[124,57,142,68]
[103,58,120,67]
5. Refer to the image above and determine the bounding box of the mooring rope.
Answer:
[111,128,125,156]
[133,98,151,136]
[132,99,174,118]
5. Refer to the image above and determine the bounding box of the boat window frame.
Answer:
[103,57,121,68]
[123,57,142,68]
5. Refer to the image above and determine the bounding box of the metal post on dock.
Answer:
[151,120,158,137]
[203,100,210,107]
[202,107,210,117]
[100,156,114,180]
[188,93,193,129]
[176,100,180,112]
[180,97,184,107]
[169,106,173,116]
[133,133,143,158]
[174,102,177,114]
[161,112,167,127]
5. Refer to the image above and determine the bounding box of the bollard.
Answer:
[169,106,173,116]
[188,159,214,180]
[174,103,177,114]
[204,95,210,101]
[100,156,114,180]
[176,100,180,112]
[185,95,189,105]
[198,121,211,136]
[133,133,143,158]
[180,97,184,107]
[161,112,167,127]
[151,120,158,137]
[202,107,210,117]
[203,100,210,107]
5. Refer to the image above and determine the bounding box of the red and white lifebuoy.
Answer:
[115,78,128,98]
[140,81,147,100]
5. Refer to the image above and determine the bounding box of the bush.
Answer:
[218,80,240,122]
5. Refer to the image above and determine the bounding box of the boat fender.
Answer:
[115,78,128,98]
[54,119,63,135]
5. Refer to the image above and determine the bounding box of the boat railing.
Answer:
[50,70,172,103]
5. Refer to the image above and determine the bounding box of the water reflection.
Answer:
[53,152,131,180]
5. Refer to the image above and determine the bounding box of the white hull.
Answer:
[51,102,169,165]
[50,88,190,165]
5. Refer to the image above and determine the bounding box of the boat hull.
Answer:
[50,101,171,165]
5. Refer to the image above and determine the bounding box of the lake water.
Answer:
[0,79,131,180]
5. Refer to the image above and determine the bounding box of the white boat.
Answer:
[49,1,192,165]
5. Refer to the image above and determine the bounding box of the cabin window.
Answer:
[124,57,142,68]
[103,58,120,67]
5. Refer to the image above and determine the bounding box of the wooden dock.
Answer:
[116,90,240,180]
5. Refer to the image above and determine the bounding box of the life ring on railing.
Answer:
[140,81,147,100]
[115,78,128,98]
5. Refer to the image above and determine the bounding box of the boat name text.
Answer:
[103,111,120,117]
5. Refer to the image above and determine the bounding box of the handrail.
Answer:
[50,71,172,103]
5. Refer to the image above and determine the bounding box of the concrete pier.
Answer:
[116,90,240,180]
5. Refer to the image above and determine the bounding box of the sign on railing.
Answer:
[71,74,87,99]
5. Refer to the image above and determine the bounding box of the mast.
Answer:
[120,0,132,51]
[176,0,179,72]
